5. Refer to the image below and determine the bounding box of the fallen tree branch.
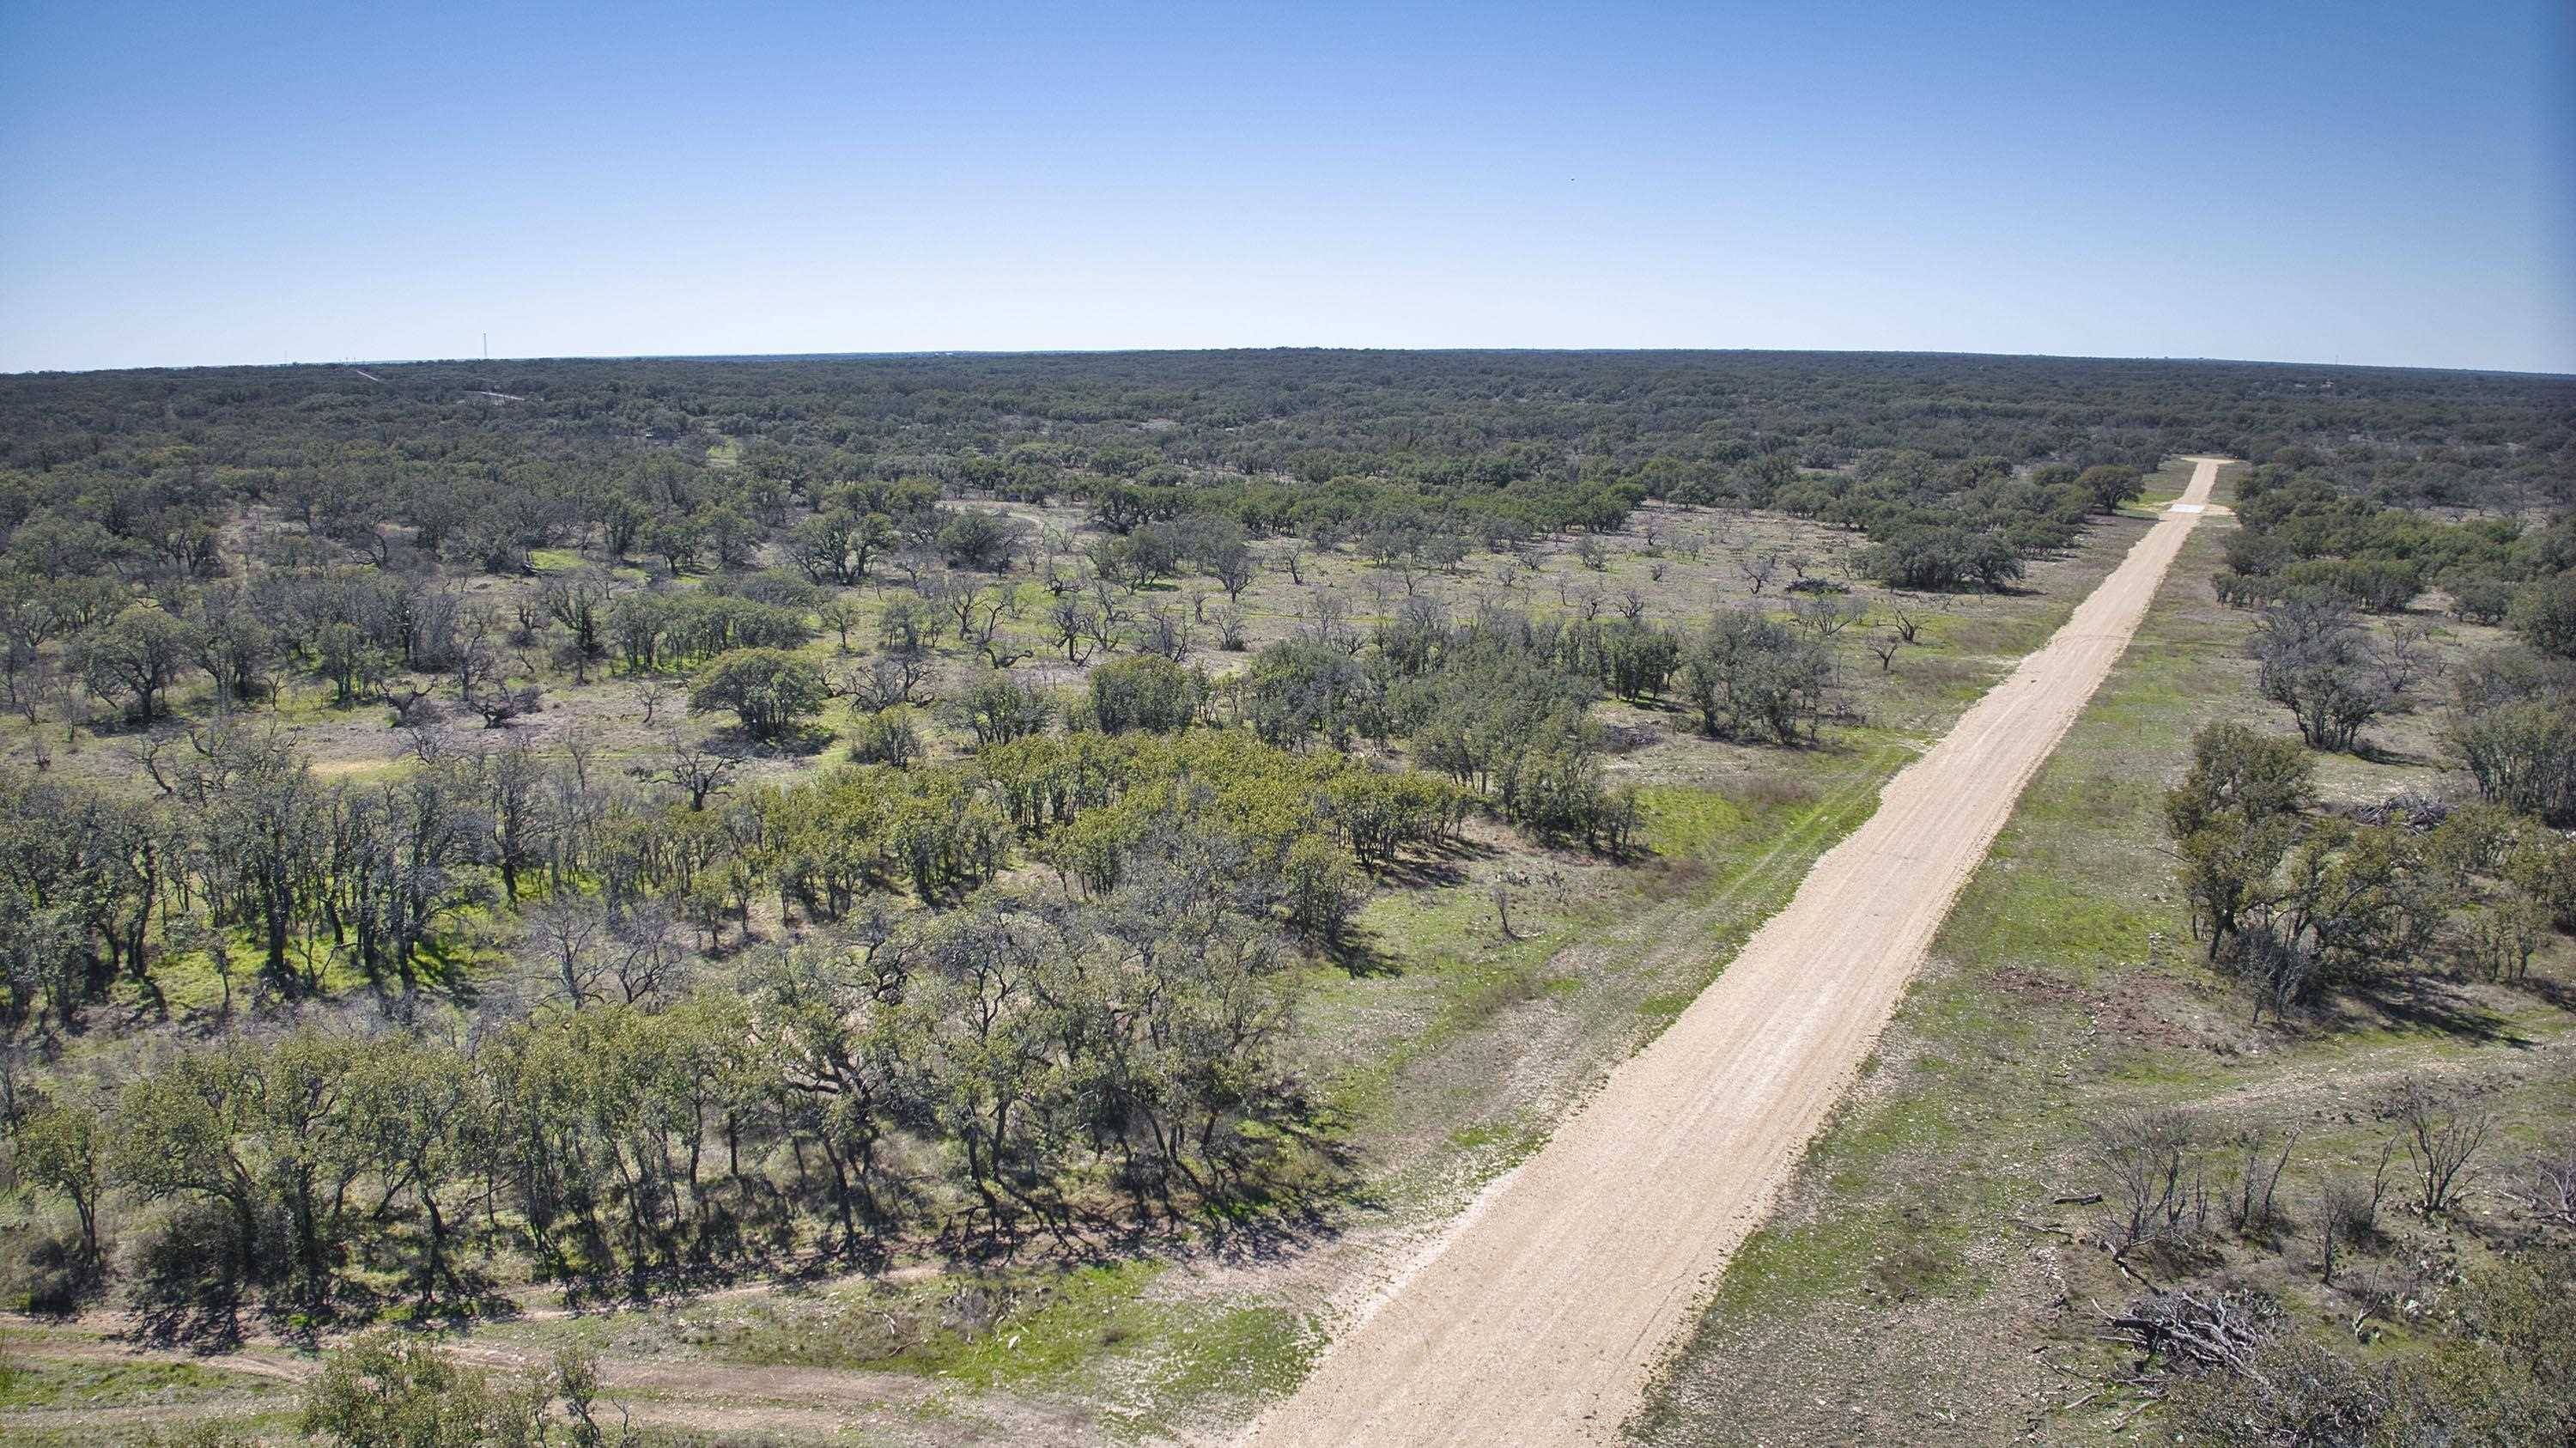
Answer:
[2100,1290,2274,1389]
[2110,1393,2164,1431]
[2005,1215,2080,1241]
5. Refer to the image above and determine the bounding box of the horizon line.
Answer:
[9,344,2574,384]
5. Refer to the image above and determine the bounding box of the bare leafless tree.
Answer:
[2224,1127,2297,1235]
[1214,547,1258,602]
[631,674,673,726]
[2319,1175,2376,1285]
[1792,594,1868,641]
[402,723,451,767]
[1046,594,1103,663]
[2397,1082,2491,1214]
[1737,548,1782,596]
[931,573,993,640]
[463,653,540,727]
[2373,619,2439,697]
[841,654,933,714]
[550,724,600,794]
[522,895,611,1009]
[1139,606,1193,662]
[2252,599,2403,752]
[1211,606,1248,652]
[606,900,693,1005]
[653,729,741,811]
[2523,1148,2576,1226]
[380,677,441,727]
[2091,1109,2202,1248]
[1079,591,1124,656]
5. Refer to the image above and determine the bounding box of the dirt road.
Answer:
[1242,459,2229,1447]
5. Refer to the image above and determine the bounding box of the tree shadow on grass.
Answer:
[401,937,486,1008]
[1190,1126,1383,1276]
[2321,969,2531,1046]
[126,1206,250,1351]
[2510,972,2576,1015]
[313,1266,516,1337]
[389,1274,519,1330]
[1370,833,1501,891]
[708,721,839,759]
[2350,740,2443,770]
[926,1081,1360,1273]
[1321,926,1399,979]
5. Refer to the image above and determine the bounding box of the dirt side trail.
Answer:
[1242,459,2230,1448]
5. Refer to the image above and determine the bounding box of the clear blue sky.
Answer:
[3,0,2569,374]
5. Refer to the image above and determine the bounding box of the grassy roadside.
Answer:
[1628,510,2576,1445]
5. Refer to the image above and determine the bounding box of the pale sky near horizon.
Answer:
[3,0,2570,375]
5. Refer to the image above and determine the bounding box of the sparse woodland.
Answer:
[0,350,2570,1445]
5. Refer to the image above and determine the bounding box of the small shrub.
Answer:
[848,709,923,768]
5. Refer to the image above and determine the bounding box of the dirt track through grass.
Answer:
[1241,459,2229,1447]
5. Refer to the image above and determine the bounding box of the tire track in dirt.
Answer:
[1242,459,2230,1447]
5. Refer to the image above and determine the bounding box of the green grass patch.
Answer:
[0,1353,277,1412]
[661,1259,1318,1437]
[1633,784,1749,859]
